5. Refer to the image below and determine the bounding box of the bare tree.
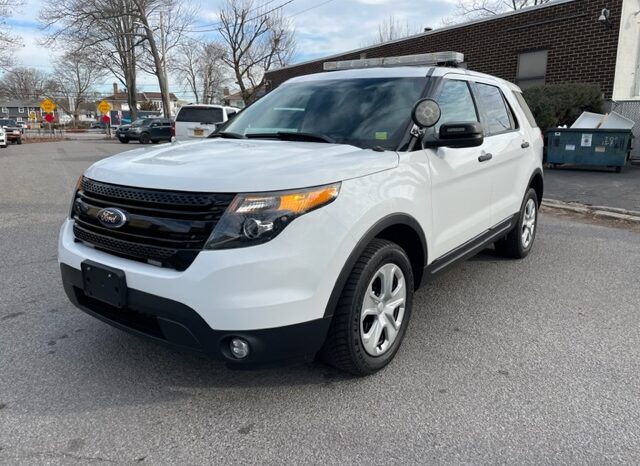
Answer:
[0,0,23,69]
[218,0,296,104]
[39,0,142,119]
[0,67,54,100]
[371,16,423,45]
[49,51,107,125]
[131,0,196,117]
[173,40,229,104]
[448,0,553,21]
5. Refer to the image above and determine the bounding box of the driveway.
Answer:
[544,163,640,212]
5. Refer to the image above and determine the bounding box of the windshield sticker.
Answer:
[375,132,388,140]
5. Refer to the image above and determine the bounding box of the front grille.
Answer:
[72,178,235,270]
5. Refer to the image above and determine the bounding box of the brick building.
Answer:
[266,0,637,103]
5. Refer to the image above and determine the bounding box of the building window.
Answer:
[1,107,7,114]
[517,50,547,89]
[18,107,24,113]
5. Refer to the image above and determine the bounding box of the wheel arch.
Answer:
[528,169,544,206]
[323,213,427,318]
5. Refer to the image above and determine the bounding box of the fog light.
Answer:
[230,338,250,359]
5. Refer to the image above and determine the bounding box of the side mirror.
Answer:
[425,122,484,148]
[412,99,441,128]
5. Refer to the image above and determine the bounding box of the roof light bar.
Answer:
[323,52,464,71]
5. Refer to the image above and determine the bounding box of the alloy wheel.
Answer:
[360,263,406,357]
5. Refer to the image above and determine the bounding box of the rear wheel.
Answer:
[320,239,414,375]
[139,133,150,144]
[495,188,538,259]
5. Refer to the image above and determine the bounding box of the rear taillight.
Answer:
[171,121,175,137]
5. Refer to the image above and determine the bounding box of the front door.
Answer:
[426,78,494,260]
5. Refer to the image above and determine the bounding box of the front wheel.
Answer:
[495,188,538,259]
[118,137,129,144]
[320,239,414,376]
[16,138,21,145]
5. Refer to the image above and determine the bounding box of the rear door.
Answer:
[175,106,224,140]
[471,81,528,224]
[426,77,494,260]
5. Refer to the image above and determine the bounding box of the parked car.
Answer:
[117,118,173,144]
[0,119,22,144]
[0,127,7,148]
[59,52,543,375]
[174,104,239,140]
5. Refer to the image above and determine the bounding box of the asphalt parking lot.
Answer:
[1,140,640,465]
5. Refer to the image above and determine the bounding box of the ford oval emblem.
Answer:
[97,208,128,228]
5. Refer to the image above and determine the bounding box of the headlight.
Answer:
[204,183,340,249]
[69,175,84,218]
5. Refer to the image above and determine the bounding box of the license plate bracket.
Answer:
[81,260,127,308]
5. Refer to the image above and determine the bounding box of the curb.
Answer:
[542,199,640,224]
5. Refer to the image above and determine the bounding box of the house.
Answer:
[222,88,246,108]
[104,84,180,116]
[0,101,42,122]
[265,0,640,156]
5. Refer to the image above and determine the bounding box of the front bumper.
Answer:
[61,264,331,365]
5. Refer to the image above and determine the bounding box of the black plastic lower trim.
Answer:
[421,213,519,284]
[60,264,332,366]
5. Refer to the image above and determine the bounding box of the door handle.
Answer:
[478,153,493,162]
[521,141,530,149]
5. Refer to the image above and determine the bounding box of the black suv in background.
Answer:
[117,118,173,144]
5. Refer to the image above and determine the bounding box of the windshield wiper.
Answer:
[209,131,246,139]
[245,131,336,144]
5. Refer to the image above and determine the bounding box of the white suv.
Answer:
[59,53,543,375]
[174,104,240,140]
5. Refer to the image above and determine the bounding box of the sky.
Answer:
[7,0,458,99]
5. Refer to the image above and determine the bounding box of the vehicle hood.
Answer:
[84,139,398,192]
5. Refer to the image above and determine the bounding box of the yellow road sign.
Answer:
[97,100,111,115]
[40,98,56,113]
[28,111,36,120]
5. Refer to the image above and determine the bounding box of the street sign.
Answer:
[28,111,36,120]
[43,113,54,123]
[40,98,56,113]
[97,100,111,115]
[101,115,110,124]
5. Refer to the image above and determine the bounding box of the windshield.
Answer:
[0,119,16,126]
[224,77,427,150]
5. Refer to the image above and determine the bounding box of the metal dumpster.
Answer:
[546,128,633,173]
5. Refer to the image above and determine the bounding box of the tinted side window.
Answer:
[177,107,224,123]
[475,84,515,135]
[514,92,538,128]
[435,80,478,131]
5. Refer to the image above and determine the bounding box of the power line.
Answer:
[290,0,336,17]
[187,0,298,33]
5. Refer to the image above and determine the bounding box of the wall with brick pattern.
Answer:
[265,0,623,98]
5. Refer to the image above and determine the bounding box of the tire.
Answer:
[495,188,538,259]
[320,239,414,376]
[118,137,129,144]
[615,166,622,173]
[1,144,6,149]
[139,133,150,144]
[16,138,21,145]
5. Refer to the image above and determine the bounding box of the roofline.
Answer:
[268,0,577,74]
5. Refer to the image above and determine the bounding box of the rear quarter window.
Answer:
[514,92,538,128]
[177,107,224,124]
